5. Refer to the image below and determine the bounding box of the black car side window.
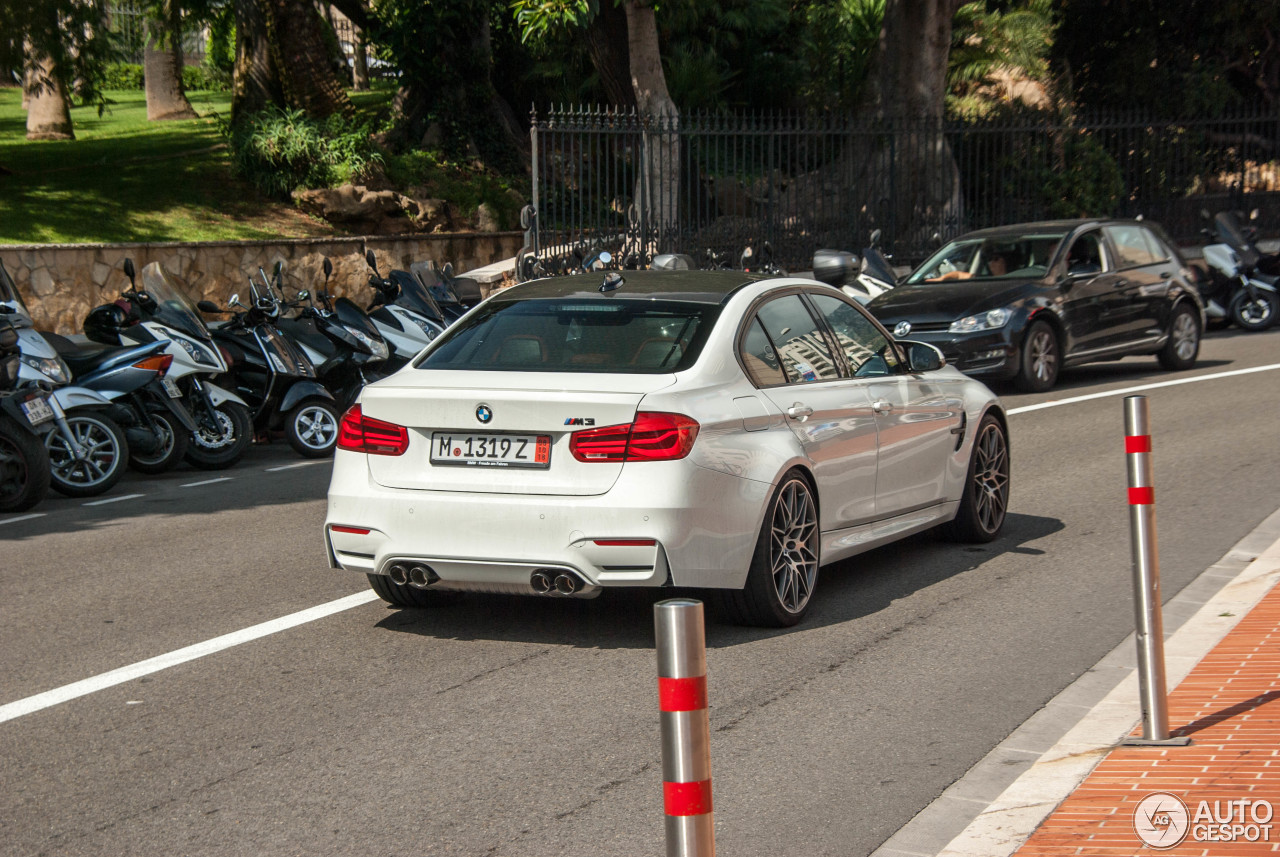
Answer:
[808,293,899,377]
[1104,224,1161,268]
[1065,232,1106,276]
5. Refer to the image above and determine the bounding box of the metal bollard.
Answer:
[1121,396,1190,747]
[655,598,715,857]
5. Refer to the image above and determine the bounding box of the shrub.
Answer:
[226,107,383,198]
[182,65,229,92]
[102,63,145,90]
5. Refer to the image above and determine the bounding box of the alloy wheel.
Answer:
[769,479,819,614]
[293,404,337,450]
[1239,296,1274,326]
[971,422,1010,534]
[193,409,234,449]
[1027,328,1057,385]
[46,418,118,489]
[1171,311,1199,361]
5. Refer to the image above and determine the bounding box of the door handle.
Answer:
[872,399,893,414]
[786,403,813,421]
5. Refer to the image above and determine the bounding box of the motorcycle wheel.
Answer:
[1229,289,1280,331]
[184,401,252,470]
[45,412,128,498]
[0,414,51,513]
[128,409,190,474]
[285,399,339,458]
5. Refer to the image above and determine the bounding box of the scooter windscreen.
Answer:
[0,260,34,326]
[408,261,465,307]
[388,269,447,324]
[139,262,216,342]
[332,297,384,340]
[1213,212,1261,269]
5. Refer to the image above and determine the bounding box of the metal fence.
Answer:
[529,107,1280,269]
[107,2,206,65]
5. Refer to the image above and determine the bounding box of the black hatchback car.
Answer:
[866,219,1205,391]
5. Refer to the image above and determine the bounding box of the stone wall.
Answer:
[0,232,524,334]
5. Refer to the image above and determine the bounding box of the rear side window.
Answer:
[417,299,719,373]
[1104,224,1165,268]
[754,295,840,383]
[740,318,786,386]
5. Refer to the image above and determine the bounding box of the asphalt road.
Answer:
[2,326,1278,857]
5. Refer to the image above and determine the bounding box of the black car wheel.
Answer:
[1015,320,1059,392]
[1157,304,1200,370]
[717,470,819,627]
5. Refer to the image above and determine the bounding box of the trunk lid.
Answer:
[361,369,676,495]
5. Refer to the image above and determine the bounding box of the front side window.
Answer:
[754,295,840,383]
[417,298,718,373]
[1064,232,1108,276]
[808,293,899,377]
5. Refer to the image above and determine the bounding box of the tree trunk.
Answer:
[585,0,634,108]
[145,3,197,122]
[623,1,679,252]
[25,53,74,140]
[352,28,369,92]
[233,0,283,121]
[865,0,959,120]
[262,0,353,119]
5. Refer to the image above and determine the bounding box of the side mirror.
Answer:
[122,258,136,287]
[322,258,333,280]
[365,249,378,272]
[442,262,454,279]
[197,300,220,313]
[272,260,284,284]
[296,290,309,302]
[902,341,945,372]
[869,228,882,247]
[229,293,246,309]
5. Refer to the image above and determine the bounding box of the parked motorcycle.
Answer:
[1199,210,1280,331]
[273,258,389,412]
[363,250,447,371]
[0,316,52,513]
[205,265,340,458]
[83,260,254,469]
[812,229,897,305]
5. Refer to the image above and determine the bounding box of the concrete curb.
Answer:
[871,505,1280,857]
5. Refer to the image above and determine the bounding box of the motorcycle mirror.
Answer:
[931,231,943,246]
[442,262,454,279]
[197,300,220,313]
[1250,208,1260,221]
[869,228,882,247]
[229,292,241,306]
[322,258,333,281]
[598,250,612,266]
[122,258,136,282]
[365,249,378,273]
[272,260,284,286]
[1201,209,1212,221]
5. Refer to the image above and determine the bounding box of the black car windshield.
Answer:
[139,262,214,340]
[907,231,1068,284]
[417,298,720,373]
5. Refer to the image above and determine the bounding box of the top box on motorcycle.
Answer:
[812,249,859,287]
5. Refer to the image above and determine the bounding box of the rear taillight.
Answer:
[133,354,174,375]
[569,412,699,462]
[337,404,409,456]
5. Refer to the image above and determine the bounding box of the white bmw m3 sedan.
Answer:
[324,269,1010,626]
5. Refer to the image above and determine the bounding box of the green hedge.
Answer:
[101,63,230,93]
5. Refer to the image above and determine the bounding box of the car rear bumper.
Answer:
[324,451,772,593]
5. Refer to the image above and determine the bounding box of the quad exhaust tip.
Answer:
[529,569,586,596]
[388,563,408,585]
[530,571,553,594]
[554,573,579,595]
[407,565,439,589]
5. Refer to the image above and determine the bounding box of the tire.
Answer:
[1157,304,1201,370]
[0,414,51,513]
[717,470,820,627]
[285,399,339,458]
[1228,289,1280,331]
[1014,320,1059,392]
[45,412,128,498]
[128,409,190,474]
[941,414,1010,543]
[366,573,460,608]
[184,401,252,470]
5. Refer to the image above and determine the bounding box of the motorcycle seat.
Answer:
[39,331,136,377]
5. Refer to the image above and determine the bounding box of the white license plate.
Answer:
[430,432,551,469]
[162,377,181,398]
[20,394,53,426]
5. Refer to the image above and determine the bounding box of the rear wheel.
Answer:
[185,401,251,470]
[45,413,128,498]
[1157,304,1200,370]
[285,400,339,458]
[129,410,190,474]
[941,414,1010,543]
[1015,320,1059,392]
[0,415,51,513]
[717,470,819,627]
[366,573,459,607]
[1229,289,1279,331]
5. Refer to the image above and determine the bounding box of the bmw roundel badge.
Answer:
[894,321,912,338]
[476,404,493,424]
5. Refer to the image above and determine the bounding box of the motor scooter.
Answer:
[1199,210,1279,331]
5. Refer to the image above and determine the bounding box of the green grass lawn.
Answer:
[0,88,335,245]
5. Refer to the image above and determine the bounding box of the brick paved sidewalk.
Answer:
[1013,577,1280,856]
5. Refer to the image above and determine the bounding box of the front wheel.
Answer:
[0,415,51,513]
[1157,304,1201,370]
[941,414,1010,543]
[1229,289,1279,331]
[717,470,819,627]
[45,412,128,498]
[1015,320,1059,392]
[285,400,339,458]
[128,409,190,474]
[184,401,252,470]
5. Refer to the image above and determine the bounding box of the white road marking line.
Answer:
[81,493,145,507]
[180,477,233,488]
[0,591,380,724]
[266,460,328,472]
[0,513,46,527]
[1006,362,1280,416]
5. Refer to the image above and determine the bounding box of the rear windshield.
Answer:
[417,298,720,373]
